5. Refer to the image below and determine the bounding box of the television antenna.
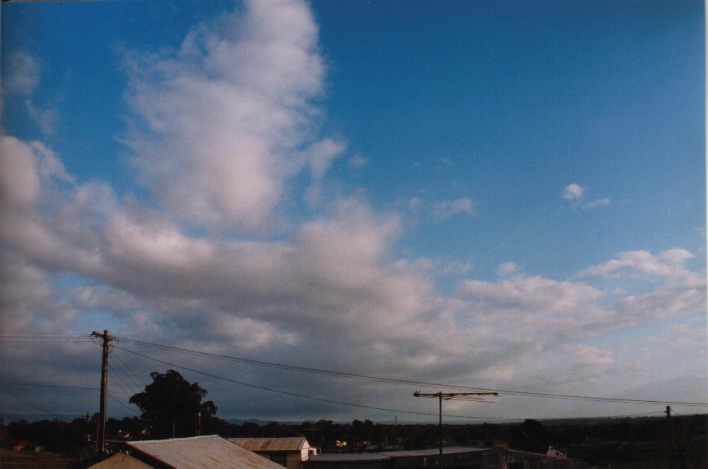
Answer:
[413,391,498,469]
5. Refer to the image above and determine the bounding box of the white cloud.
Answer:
[562,183,585,202]
[0,252,53,331]
[562,344,614,367]
[3,50,40,97]
[304,138,346,205]
[578,248,696,280]
[1,130,705,415]
[583,198,610,209]
[2,51,59,135]
[26,101,59,136]
[0,136,43,209]
[432,198,475,222]
[2,112,703,406]
[348,153,368,169]
[0,135,73,212]
[495,261,519,277]
[612,280,706,323]
[458,275,608,341]
[562,183,610,209]
[122,0,338,233]
[1,0,704,421]
[408,197,423,211]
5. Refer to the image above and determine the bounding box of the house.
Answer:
[230,437,319,469]
[547,446,568,458]
[85,434,284,468]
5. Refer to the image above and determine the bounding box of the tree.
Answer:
[130,370,217,439]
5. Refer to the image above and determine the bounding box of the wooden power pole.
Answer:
[665,405,673,469]
[91,330,113,453]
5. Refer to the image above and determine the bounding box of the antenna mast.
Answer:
[413,391,498,469]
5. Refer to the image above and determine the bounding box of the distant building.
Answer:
[306,445,587,469]
[84,434,284,469]
[230,437,318,469]
[547,446,568,458]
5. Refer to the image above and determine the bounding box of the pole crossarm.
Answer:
[413,390,499,401]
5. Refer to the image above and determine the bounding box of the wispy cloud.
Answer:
[348,153,368,169]
[562,183,610,210]
[3,50,58,135]
[496,261,519,277]
[3,50,40,97]
[432,198,475,222]
[583,198,610,209]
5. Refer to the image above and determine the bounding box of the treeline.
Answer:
[0,414,235,456]
[281,415,708,455]
[3,413,705,463]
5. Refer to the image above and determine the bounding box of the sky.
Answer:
[0,0,705,425]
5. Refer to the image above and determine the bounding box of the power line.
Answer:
[107,391,140,416]
[114,336,708,408]
[0,332,87,337]
[1,390,69,421]
[114,344,502,421]
[0,382,98,391]
[112,349,148,387]
[5,331,701,423]
[108,363,139,401]
[0,336,92,343]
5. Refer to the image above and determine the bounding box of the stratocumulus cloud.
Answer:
[0,0,705,422]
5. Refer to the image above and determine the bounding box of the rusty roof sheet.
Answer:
[126,435,284,469]
[229,437,308,452]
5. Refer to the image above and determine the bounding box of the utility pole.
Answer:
[414,391,498,469]
[91,330,114,453]
[665,405,673,469]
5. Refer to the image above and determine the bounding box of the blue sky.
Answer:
[1,0,705,424]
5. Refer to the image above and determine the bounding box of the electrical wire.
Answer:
[0,333,92,343]
[108,363,140,402]
[1,390,69,421]
[0,382,98,391]
[114,344,502,421]
[114,336,708,408]
[2,332,705,421]
[107,391,140,415]
[112,349,148,387]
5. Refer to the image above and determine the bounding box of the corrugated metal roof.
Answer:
[229,437,308,452]
[126,435,284,469]
[309,453,391,462]
[309,446,492,463]
[385,446,492,458]
[87,452,154,469]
